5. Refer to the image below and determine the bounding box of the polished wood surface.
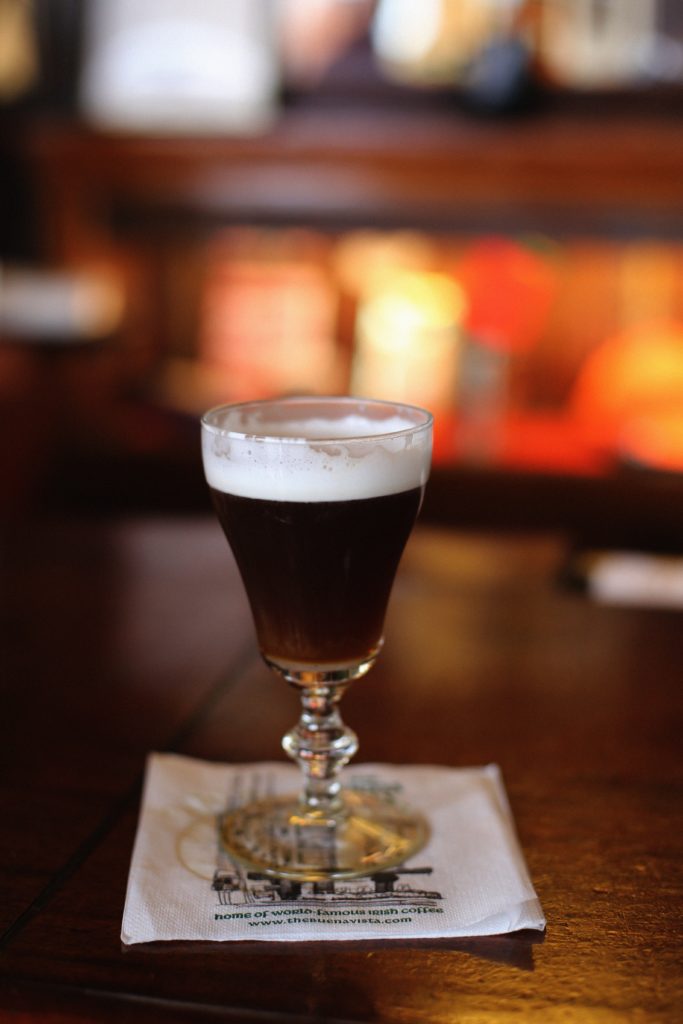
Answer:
[1,513,681,1022]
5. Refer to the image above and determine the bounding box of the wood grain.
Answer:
[1,520,681,1022]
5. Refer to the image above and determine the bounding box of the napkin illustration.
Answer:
[121,754,545,944]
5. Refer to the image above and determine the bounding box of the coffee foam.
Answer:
[202,411,432,502]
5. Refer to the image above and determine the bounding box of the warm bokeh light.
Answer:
[457,236,558,353]
[351,269,466,412]
[372,0,521,86]
[621,412,683,473]
[200,238,340,399]
[572,320,683,460]
[333,230,437,300]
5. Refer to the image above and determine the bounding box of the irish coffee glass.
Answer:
[201,396,433,881]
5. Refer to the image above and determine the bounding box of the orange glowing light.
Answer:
[572,320,683,459]
[621,413,683,474]
[457,237,558,353]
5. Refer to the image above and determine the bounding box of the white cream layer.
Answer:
[202,411,432,502]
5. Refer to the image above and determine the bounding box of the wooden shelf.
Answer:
[23,99,683,248]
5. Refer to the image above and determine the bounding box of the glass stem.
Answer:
[282,682,358,816]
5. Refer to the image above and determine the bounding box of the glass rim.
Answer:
[200,396,434,444]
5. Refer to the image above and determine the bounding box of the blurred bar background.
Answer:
[1,0,683,563]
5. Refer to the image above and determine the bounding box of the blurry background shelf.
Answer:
[21,101,683,247]
[2,0,683,546]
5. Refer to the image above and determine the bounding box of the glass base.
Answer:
[220,788,429,882]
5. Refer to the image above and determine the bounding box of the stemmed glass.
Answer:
[201,396,433,881]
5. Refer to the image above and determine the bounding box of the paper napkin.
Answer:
[121,754,545,944]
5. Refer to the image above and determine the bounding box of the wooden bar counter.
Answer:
[1,512,681,1022]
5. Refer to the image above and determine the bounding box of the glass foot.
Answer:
[220,789,429,882]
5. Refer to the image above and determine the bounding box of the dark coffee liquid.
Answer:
[210,487,423,666]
